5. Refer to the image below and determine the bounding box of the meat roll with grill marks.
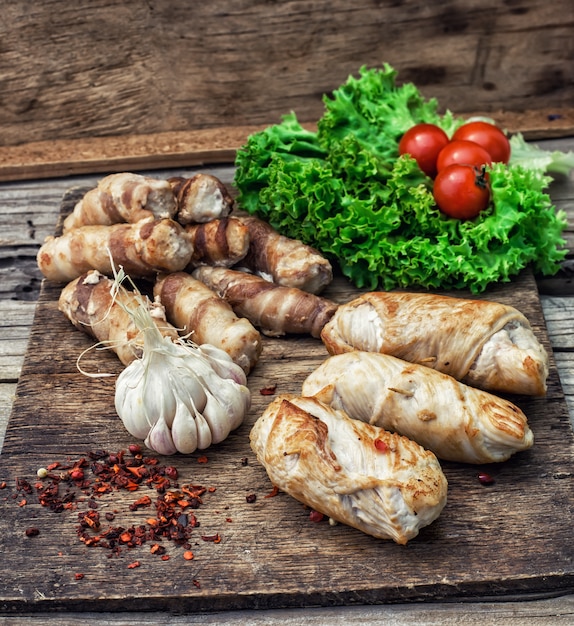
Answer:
[250,394,448,544]
[321,291,549,396]
[154,271,262,375]
[63,173,177,232]
[302,351,533,464]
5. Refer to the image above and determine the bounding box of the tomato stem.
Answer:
[474,165,489,189]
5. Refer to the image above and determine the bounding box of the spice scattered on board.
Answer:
[9,446,220,563]
[260,384,277,396]
[478,472,496,485]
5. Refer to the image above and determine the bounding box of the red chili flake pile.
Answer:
[12,447,219,562]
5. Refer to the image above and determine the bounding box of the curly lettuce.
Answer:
[234,64,568,294]
[509,133,574,176]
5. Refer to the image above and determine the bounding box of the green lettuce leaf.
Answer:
[318,64,461,162]
[233,65,569,294]
[509,133,574,176]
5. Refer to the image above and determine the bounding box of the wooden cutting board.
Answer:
[1,188,573,614]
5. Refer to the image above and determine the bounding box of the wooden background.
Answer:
[1,191,573,612]
[1,0,573,150]
[1,2,574,621]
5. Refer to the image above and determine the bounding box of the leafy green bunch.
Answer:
[234,64,569,293]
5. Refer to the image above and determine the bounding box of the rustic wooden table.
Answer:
[0,137,573,624]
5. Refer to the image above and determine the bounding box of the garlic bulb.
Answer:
[113,278,251,455]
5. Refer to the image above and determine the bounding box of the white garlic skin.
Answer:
[114,340,250,455]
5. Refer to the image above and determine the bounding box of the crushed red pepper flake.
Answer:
[74,573,85,580]
[69,469,85,481]
[129,495,152,511]
[478,472,495,485]
[264,485,279,498]
[374,438,390,453]
[150,543,166,555]
[197,456,208,464]
[12,447,221,563]
[259,384,277,396]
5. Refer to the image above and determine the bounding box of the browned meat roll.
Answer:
[59,270,179,366]
[63,173,177,232]
[192,266,338,338]
[250,394,448,544]
[154,271,262,375]
[321,291,548,396]
[37,218,193,282]
[302,351,534,463]
[235,214,333,294]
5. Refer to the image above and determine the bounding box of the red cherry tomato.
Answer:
[398,123,449,177]
[433,164,490,220]
[452,121,511,163]
[436,140,493,172]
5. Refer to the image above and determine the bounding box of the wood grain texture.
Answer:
[0,126,270,183]
[0,190,573,613]
[0,111,572,183]
[0,0,572,149]
[0,147,573,621]
[2,595,574,625]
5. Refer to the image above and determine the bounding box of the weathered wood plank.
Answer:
[0,0,572,149]
[0,110,573,182]
[553,352,574,427]
[1,256,573,612]
[540,296,574,350]
[0,301,36,381]
[0,151,573,620]
[0,383,17,451]
[2,593,574,626]
[0,127,265,183]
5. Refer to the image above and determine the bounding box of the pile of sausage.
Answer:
[37,172,337,374]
